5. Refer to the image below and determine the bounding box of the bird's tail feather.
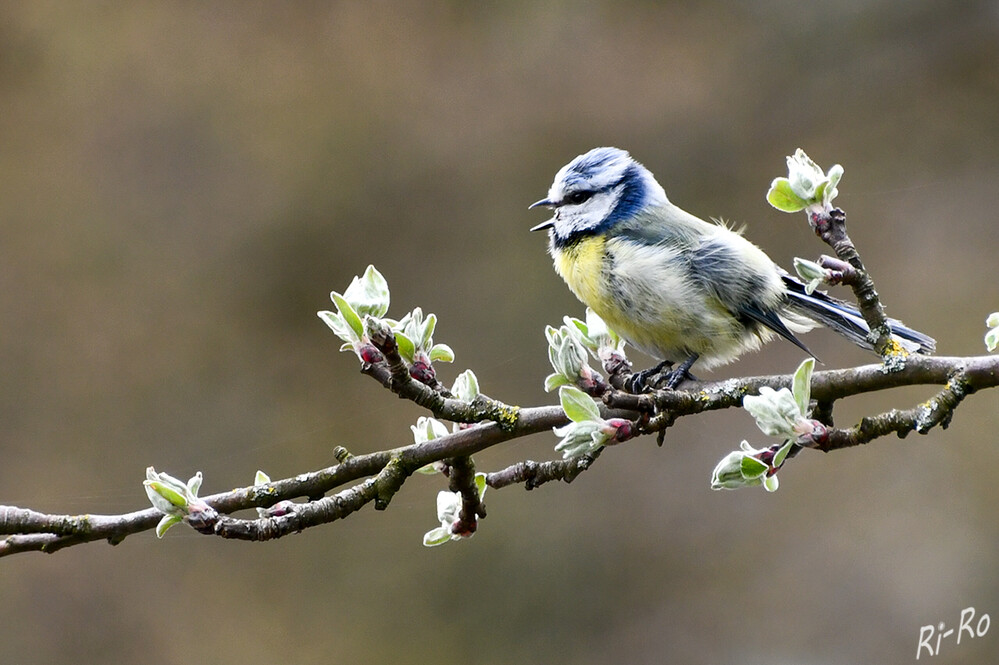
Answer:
[782,274,936,355]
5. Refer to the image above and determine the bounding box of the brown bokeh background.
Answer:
[2,3,998,663]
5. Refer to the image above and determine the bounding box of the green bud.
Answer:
[341,265,390,320]
[422,473,487,547]
[767,149,843,213]
[553,420,607,459]
[711,443,765,490]
[392,307,453,365]
[792,257,827,295]
[451,370,480,402]
[544,325,599,392]
[563,308,627,361]
[319,266,392,355]
[986,312,999,352]
[743,386,803,439]
[710,441,781,492]
[143,467,214,537]
[787,149,822,201]
[411,416,449,443]
[144,467,192,512]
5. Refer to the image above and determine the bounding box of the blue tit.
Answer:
[530,147,934,389]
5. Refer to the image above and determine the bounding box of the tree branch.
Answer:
[3,353,996,557]
[7,153,988,558]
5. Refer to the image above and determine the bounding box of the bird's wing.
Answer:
[689,231,814,356]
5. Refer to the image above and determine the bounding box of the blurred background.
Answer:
[2,2,998,663]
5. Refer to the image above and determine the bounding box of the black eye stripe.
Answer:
[564,190,594,205]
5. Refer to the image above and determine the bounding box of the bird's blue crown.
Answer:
[540,147,668,246]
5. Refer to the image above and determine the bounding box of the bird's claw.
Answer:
[624,355,699,393]
[623,360,674,394]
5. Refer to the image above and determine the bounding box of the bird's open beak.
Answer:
[529,198,556,232]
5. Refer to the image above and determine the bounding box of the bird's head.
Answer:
[530,147,668,247]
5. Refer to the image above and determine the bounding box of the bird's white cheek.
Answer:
[586,194,618,226]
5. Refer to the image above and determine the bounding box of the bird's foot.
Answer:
[624,355,699,393]
[624,360,674,394]
[663,354,699,389]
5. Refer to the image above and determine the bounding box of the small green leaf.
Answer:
[558,336,585,376]
[146,481,188,510]
[429,343,454,363]
[773,440,794,468]
[474,472,487,499]
[791,357,815,416]
[254,470,271,485]
[421,313,437,350]
[814,181,829,203]
[826,163,843,188]
[331,292,364,340]
[763,475,779,492]
[155,513,183,538]
[740,454,769,480]
[545,324,561,347]
[422,526,453,547]
[565,315,589,338]
[187,472,202,498]
[986,328,999,352]
[544,373,569,392]
[395,331,415,363]
[558,386,601,423]
[547,341,559,367]
[317,311,349,339]
[766,178,808,213]
[823,164,843,205]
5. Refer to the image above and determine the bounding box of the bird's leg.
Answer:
[624,359,674,394]
[663,353,699,389]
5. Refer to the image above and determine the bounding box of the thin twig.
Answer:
[809,208,894,355]
[444,456,485,536]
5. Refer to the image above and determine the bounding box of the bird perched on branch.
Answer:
[530,147,934,391]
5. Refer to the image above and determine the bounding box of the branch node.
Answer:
[373,456,411,511]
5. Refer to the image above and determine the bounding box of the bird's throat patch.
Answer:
[554,235,608,308]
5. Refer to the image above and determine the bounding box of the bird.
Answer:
[529,147,935,391]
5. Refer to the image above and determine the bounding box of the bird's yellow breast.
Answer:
[553,235,609,311]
